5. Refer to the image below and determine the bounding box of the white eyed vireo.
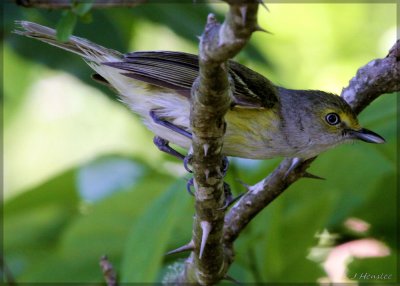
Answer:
[15,21,385,161]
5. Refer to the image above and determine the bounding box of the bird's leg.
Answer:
[154,138,194,193]
[150,110,192,139]
[222,156,229,175]
[153,136,185,160]
[186,178,195,196]
[150,110,192,173]
[150,110,228,174]
[150,110,193,172]
[183,154,193,173]
[150,110,231,197]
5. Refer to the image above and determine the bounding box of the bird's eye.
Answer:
[325,113,341,125]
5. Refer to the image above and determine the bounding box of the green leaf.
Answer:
[120,180,189,283]
[56,11,78,42]
[241,186,333,282]
[73,1,94,16]
[351,173,397,247]
[15,161,178,282]
[79,12,93,24]
[4,170,78,216]
[4,170,79,280]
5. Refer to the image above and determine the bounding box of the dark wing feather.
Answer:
[103,51,278,108]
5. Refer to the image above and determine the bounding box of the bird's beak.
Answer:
[347,128,386,144]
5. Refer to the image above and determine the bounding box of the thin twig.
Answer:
[99,255,118,286]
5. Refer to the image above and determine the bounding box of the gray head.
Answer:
[277,88,385,158]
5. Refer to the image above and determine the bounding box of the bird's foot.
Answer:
[186,178,195,196]
[153,136,185,160]
[218,182,243,211]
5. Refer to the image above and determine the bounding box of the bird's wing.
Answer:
[103,51,278,109]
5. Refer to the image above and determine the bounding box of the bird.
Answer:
[14,21,385,163]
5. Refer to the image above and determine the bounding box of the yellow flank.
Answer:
[223,107,281,158]
[225,107,279,132]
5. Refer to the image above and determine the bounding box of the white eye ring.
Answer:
[325,113,341,125]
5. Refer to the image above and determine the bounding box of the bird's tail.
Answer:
[14,21,123,63]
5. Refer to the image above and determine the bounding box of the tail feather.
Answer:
[14,21,122,63]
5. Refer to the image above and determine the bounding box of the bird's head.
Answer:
[279,89,385,158]
[315,92,385,145]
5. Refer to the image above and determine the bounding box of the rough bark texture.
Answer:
[185,2,260,285]
[342,39,400,114]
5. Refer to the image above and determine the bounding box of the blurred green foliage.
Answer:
[3,2,397,284]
